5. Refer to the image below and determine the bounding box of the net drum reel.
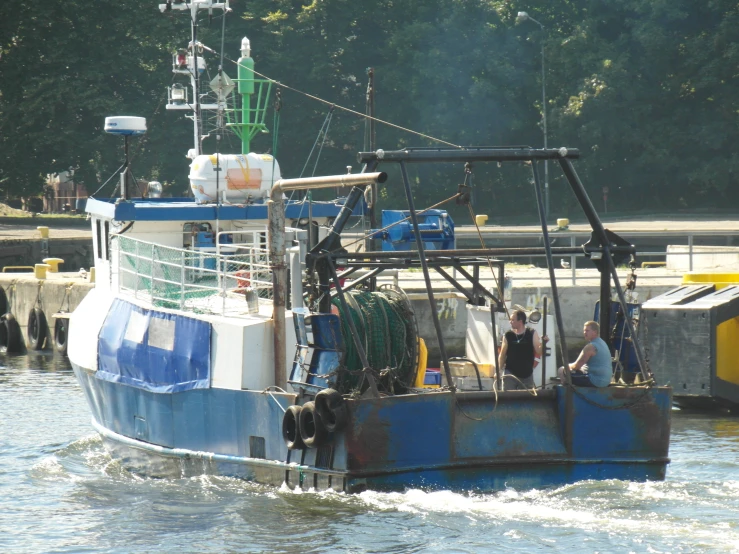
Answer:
[329,286,419,395]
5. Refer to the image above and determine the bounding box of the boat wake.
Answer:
[24,439,739,553]
[273,480,739,552]
[30,434,129,482]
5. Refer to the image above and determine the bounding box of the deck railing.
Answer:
[445,228,739,285]
[111,233,273,316]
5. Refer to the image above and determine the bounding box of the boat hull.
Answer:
[73,364,671,492]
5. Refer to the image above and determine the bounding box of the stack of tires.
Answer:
[282,389,348,450]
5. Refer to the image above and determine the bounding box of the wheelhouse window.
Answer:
[96,219,102,259]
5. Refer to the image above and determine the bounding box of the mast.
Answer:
[163,0,271,161]
[191,7,202,157]
[162,1,231,159]
[229,37,272,155]
[237,38,255,154]
[367,68,377,232]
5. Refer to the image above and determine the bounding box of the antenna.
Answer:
[104,116,146,200]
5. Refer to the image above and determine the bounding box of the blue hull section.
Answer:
[74,365,294,462]
[73,365,671,492]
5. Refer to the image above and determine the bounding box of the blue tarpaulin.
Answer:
[97,299,211,393]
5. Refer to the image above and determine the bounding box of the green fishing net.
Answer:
[331,288,418,394]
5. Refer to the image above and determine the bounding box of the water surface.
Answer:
[1,354,738,553]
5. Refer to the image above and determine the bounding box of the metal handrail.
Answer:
[111,234,272,316]
[448,228,739,285]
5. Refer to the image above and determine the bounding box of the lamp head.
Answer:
[241,37,251,58]
[516,11,529,23]
[528,309,542,324]
[171,83,187,105]
[148,181,163,199]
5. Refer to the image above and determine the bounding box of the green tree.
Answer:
[546,0,739,215]
[0,0,185,198]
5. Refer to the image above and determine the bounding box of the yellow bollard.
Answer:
[475,214,488,227]
[34,263,52,279]
[37,226,50,239]
[89,267,96,284]
[42,257,64,272]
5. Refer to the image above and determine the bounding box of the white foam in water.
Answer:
[355,487,589,523]
[31,435,107,484]
[280,481,304,494]
[342,482,739,551]
[30,455,71,480]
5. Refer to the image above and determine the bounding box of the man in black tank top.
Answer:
[498,309,546,390]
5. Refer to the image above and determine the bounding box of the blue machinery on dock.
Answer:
[370,209,455,251]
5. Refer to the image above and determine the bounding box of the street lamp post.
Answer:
[517,11,548,220]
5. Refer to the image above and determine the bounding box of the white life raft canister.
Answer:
[189,153,281,204]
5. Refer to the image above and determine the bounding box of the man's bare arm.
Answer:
[570,343,595,371]
[497,336,509,375]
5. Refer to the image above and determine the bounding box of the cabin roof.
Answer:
[85,197,347,222]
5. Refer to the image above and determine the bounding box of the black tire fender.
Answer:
[0,313,23,354]
[282,405,305,450]
[27,307,48,350]
[0,287,7,316]
[54,317,69,355]
[299,401,328,448]
[314,388,348,433]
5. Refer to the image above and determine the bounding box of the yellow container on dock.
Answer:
[556,218,569,229]
[475,214,488,226]
[716,319,739,385]
[42,257,64,272]
[34,263,51,279]
[89,267,96,283]
[682,273,739,385]
[37,226,49,239]
[682,273,739,290]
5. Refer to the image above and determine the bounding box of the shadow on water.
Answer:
[0,350,71,372]
[672,409,739,445]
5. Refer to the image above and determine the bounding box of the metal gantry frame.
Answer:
[300,146,651,398]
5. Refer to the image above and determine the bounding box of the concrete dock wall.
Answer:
[410,283,674,365]
[0,274,93,353]
[0,237,93,273]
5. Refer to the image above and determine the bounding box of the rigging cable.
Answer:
[298,107,335,179]
[289,105,335,230]
[209,57,461,149]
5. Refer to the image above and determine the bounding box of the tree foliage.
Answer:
[0,0,737,220]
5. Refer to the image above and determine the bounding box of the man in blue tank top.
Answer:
[558,320,613,387]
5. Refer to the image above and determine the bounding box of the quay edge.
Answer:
[0,273,92,353]
[0,271,676,358]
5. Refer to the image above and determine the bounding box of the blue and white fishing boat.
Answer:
[69,0,671,492]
